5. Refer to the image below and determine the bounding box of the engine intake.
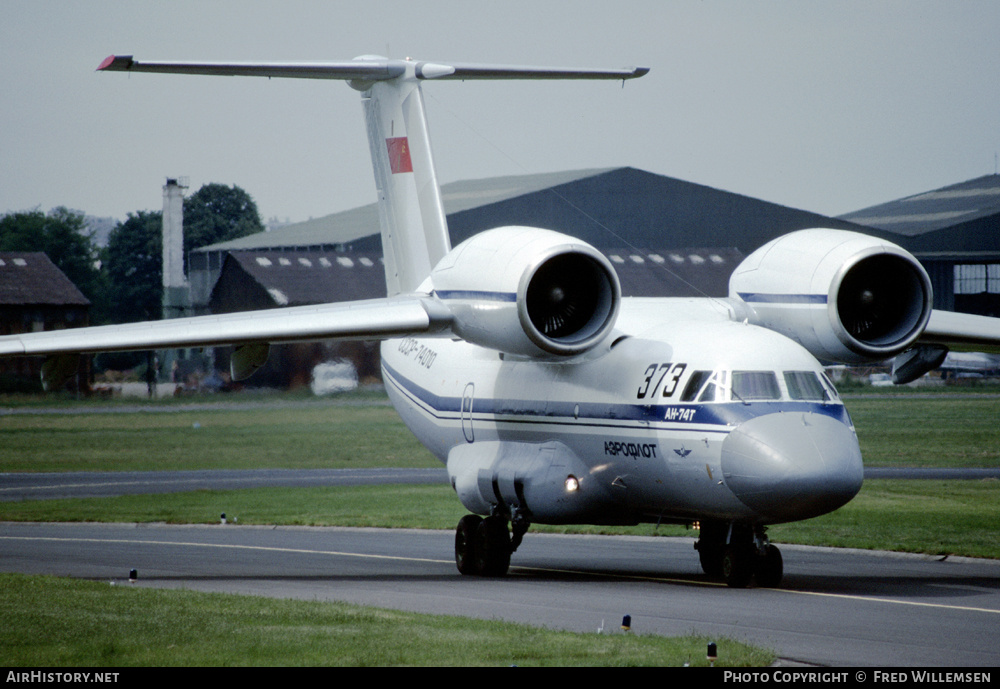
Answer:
[429,227,621,357]
[835,252,929,349]
[730,229,933,362]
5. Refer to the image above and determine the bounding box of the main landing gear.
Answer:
[694,521,783,588]
[455,510,529,577]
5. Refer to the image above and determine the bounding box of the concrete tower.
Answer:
[162,177,189,319]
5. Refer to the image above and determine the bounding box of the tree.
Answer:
[0,207,107,320]
[183,183,264,258]
[101,183,264,325]
[103,210,163,324]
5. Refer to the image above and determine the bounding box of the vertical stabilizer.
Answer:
[357,65,450,295]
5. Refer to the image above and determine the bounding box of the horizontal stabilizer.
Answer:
[98,55,648,83]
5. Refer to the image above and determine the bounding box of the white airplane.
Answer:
[4,55,1000,587]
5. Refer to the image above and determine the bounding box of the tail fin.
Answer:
[99,55,648,295]
[355,62,450,295]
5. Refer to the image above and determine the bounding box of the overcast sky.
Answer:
[3,1,999,228]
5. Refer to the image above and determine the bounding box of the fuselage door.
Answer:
[461,382,475,443]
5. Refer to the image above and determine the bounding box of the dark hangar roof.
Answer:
[838,175,1000,256]
[209,246,743,313]
[840,175,1000,235]
[444,167,881,253]
[0,253,90,307]
[210,251,387,311]
[197,167,879,255]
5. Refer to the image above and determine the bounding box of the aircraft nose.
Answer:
[720,412,863,522]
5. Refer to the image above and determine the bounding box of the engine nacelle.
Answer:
[730,229,932,363]
[428,226,621,357]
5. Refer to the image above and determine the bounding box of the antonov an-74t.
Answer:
[4,55,999,587]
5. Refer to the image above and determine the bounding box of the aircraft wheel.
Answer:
[722,544,754,588]
[474,515,511,577]
[697,543,724,577]
[755,544,783,588]
[695,520,727,577]
[455,514,483,575]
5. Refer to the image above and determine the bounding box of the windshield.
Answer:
[676,368,839,403]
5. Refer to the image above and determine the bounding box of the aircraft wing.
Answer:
[919,309,1000,353]
[0,296,452,358]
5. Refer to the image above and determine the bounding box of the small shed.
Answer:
[0,252,90,386]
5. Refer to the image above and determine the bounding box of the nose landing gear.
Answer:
[695,521,783,588]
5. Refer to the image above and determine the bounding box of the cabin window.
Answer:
[784,371,828,401]
[731,371,781,401]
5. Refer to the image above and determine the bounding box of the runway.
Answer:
[2,520,998,667]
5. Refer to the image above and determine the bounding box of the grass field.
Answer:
[0,573,771,666]
[845,393,1000,467]
[4,388,1000,471]
[1,388,997,665]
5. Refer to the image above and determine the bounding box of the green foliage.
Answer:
[102,210,163,324]
[2,183,264,329]
[183,183,264,256]
[94,183,264,324]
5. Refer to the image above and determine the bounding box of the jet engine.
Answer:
[428,227,621,357]
[729,229,932,363]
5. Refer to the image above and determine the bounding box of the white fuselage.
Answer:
[381,297,864,527]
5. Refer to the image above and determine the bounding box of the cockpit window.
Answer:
[698,370,727,402]
[820,372,841,401]
[784,371,828,401]
[681,370,713,402]
[732,371,781,401]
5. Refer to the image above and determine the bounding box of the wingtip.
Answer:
[97,55,133,72]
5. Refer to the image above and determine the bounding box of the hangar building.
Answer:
[838,174,1000,316]
[190,166,880,312]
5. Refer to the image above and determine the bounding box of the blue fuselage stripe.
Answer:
[432,290,517,302]
[737,292,828,304]
[382,362,851,430]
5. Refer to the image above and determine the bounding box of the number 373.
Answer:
[636,363,687,399]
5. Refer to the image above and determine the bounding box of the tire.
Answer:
[455,514,483,575]
[698,543,724,577]
[696,521,727,577]
[755,544,783,588]
[722,544,754,588]
[474,516,511,577]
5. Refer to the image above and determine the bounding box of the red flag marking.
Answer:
[386,137,413,174]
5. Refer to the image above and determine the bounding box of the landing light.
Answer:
[564,475,580,492]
